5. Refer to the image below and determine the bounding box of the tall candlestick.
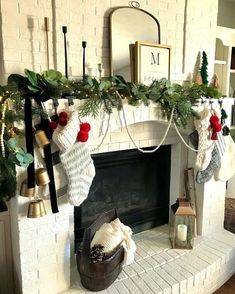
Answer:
[177,224,187,242]
[62,26,68,78]
[44,17,50,70]
[82,41,87,81]
[98,63,102,81]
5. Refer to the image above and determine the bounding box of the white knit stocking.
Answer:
[194,107,214,170]
[60,142,95,206]
[52,111,79,152]
[215,133,235,181]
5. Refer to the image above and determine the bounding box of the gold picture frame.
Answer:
[135,41,171,85]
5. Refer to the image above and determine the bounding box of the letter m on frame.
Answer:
[150,52,160,65]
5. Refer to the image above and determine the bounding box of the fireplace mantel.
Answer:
[8,98,234,293]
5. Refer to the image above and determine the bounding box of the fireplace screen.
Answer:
[74,145,171,244]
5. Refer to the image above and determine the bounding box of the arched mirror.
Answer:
[110,5,160,82]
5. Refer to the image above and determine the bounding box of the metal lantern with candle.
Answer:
[169,197,196,249]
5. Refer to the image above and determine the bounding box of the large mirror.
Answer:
[110,6,160,82]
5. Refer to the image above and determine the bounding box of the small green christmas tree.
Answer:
[200,51,208,85]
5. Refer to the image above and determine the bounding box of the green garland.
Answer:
[0,69,222,205]
[73,75,221,127]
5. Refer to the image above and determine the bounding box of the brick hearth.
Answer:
[64,226,235,294]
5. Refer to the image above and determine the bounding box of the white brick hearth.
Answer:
[64,226,235,294]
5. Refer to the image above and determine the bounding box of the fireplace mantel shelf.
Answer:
[64,225,235,294]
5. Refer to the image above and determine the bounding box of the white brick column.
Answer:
[9,196,71,294]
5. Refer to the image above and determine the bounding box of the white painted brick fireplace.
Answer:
[9,100,235,294]
[1,0,235,293]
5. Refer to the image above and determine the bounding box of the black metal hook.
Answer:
[67,96,74,107]
[209,98,213,110]
[218,98,223,108]
[52,97,59,115]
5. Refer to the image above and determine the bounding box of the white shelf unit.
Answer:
[214,26,235,97]
[214,59,226,65]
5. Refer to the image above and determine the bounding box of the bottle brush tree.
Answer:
[200,51,208,85]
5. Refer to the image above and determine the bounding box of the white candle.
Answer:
[177,224,187,242]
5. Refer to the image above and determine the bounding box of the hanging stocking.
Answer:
[60,142,95,206]
[194,107,214,170]
[214,133,235,181]
[52,112,95,206]
[196,144,221,184]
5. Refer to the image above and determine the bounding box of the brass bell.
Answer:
[36,168,50,186]
[20,180,35,197]
[27,199,47,218]
[35,130,50,148]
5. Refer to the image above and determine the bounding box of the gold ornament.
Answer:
[35,130,50,148]
[27,199,47,218]
[36,168,50,186]
[20,180,35,197]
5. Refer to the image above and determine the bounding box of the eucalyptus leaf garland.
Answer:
[0,69,222,203]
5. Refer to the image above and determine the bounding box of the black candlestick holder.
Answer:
[82,41,87,81]
[62,26,68,78]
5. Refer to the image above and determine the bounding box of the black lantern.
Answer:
[169,198,196,249]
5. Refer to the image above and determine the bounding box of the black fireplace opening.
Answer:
[74,145,171,246]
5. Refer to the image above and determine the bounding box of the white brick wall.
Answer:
[0,0,218,82]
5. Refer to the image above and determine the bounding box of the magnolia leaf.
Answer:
[7,74,28,89]
[15,153,24,162]
[87,77,94,87]
[43,78,58,86]
[28,85,41,93]
[6,138,17,150]
[42,70,62,81]
[24,153,34,163]
[25,69,38,87]
[99,80,111,91]
[18,149,26,155]
[99,80,106,91]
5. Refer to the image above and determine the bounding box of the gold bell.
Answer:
[36,168,50,186]
[35,130,50,148]
[27,199,47,218]
[20,180,35,197]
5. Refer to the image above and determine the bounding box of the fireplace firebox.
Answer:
[74,145,171,246]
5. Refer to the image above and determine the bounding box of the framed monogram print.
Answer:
[135,41,171,85]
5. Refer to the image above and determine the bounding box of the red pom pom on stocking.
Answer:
[49,121,58,130]
[80,122,91,132]
[210,115,222,140]
[59,111,68,119]
[59,117,68,126]
[77,130,89,142]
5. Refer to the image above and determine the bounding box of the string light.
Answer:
[0,101,7,157]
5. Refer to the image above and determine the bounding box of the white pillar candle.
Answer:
[177,224,187,242]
